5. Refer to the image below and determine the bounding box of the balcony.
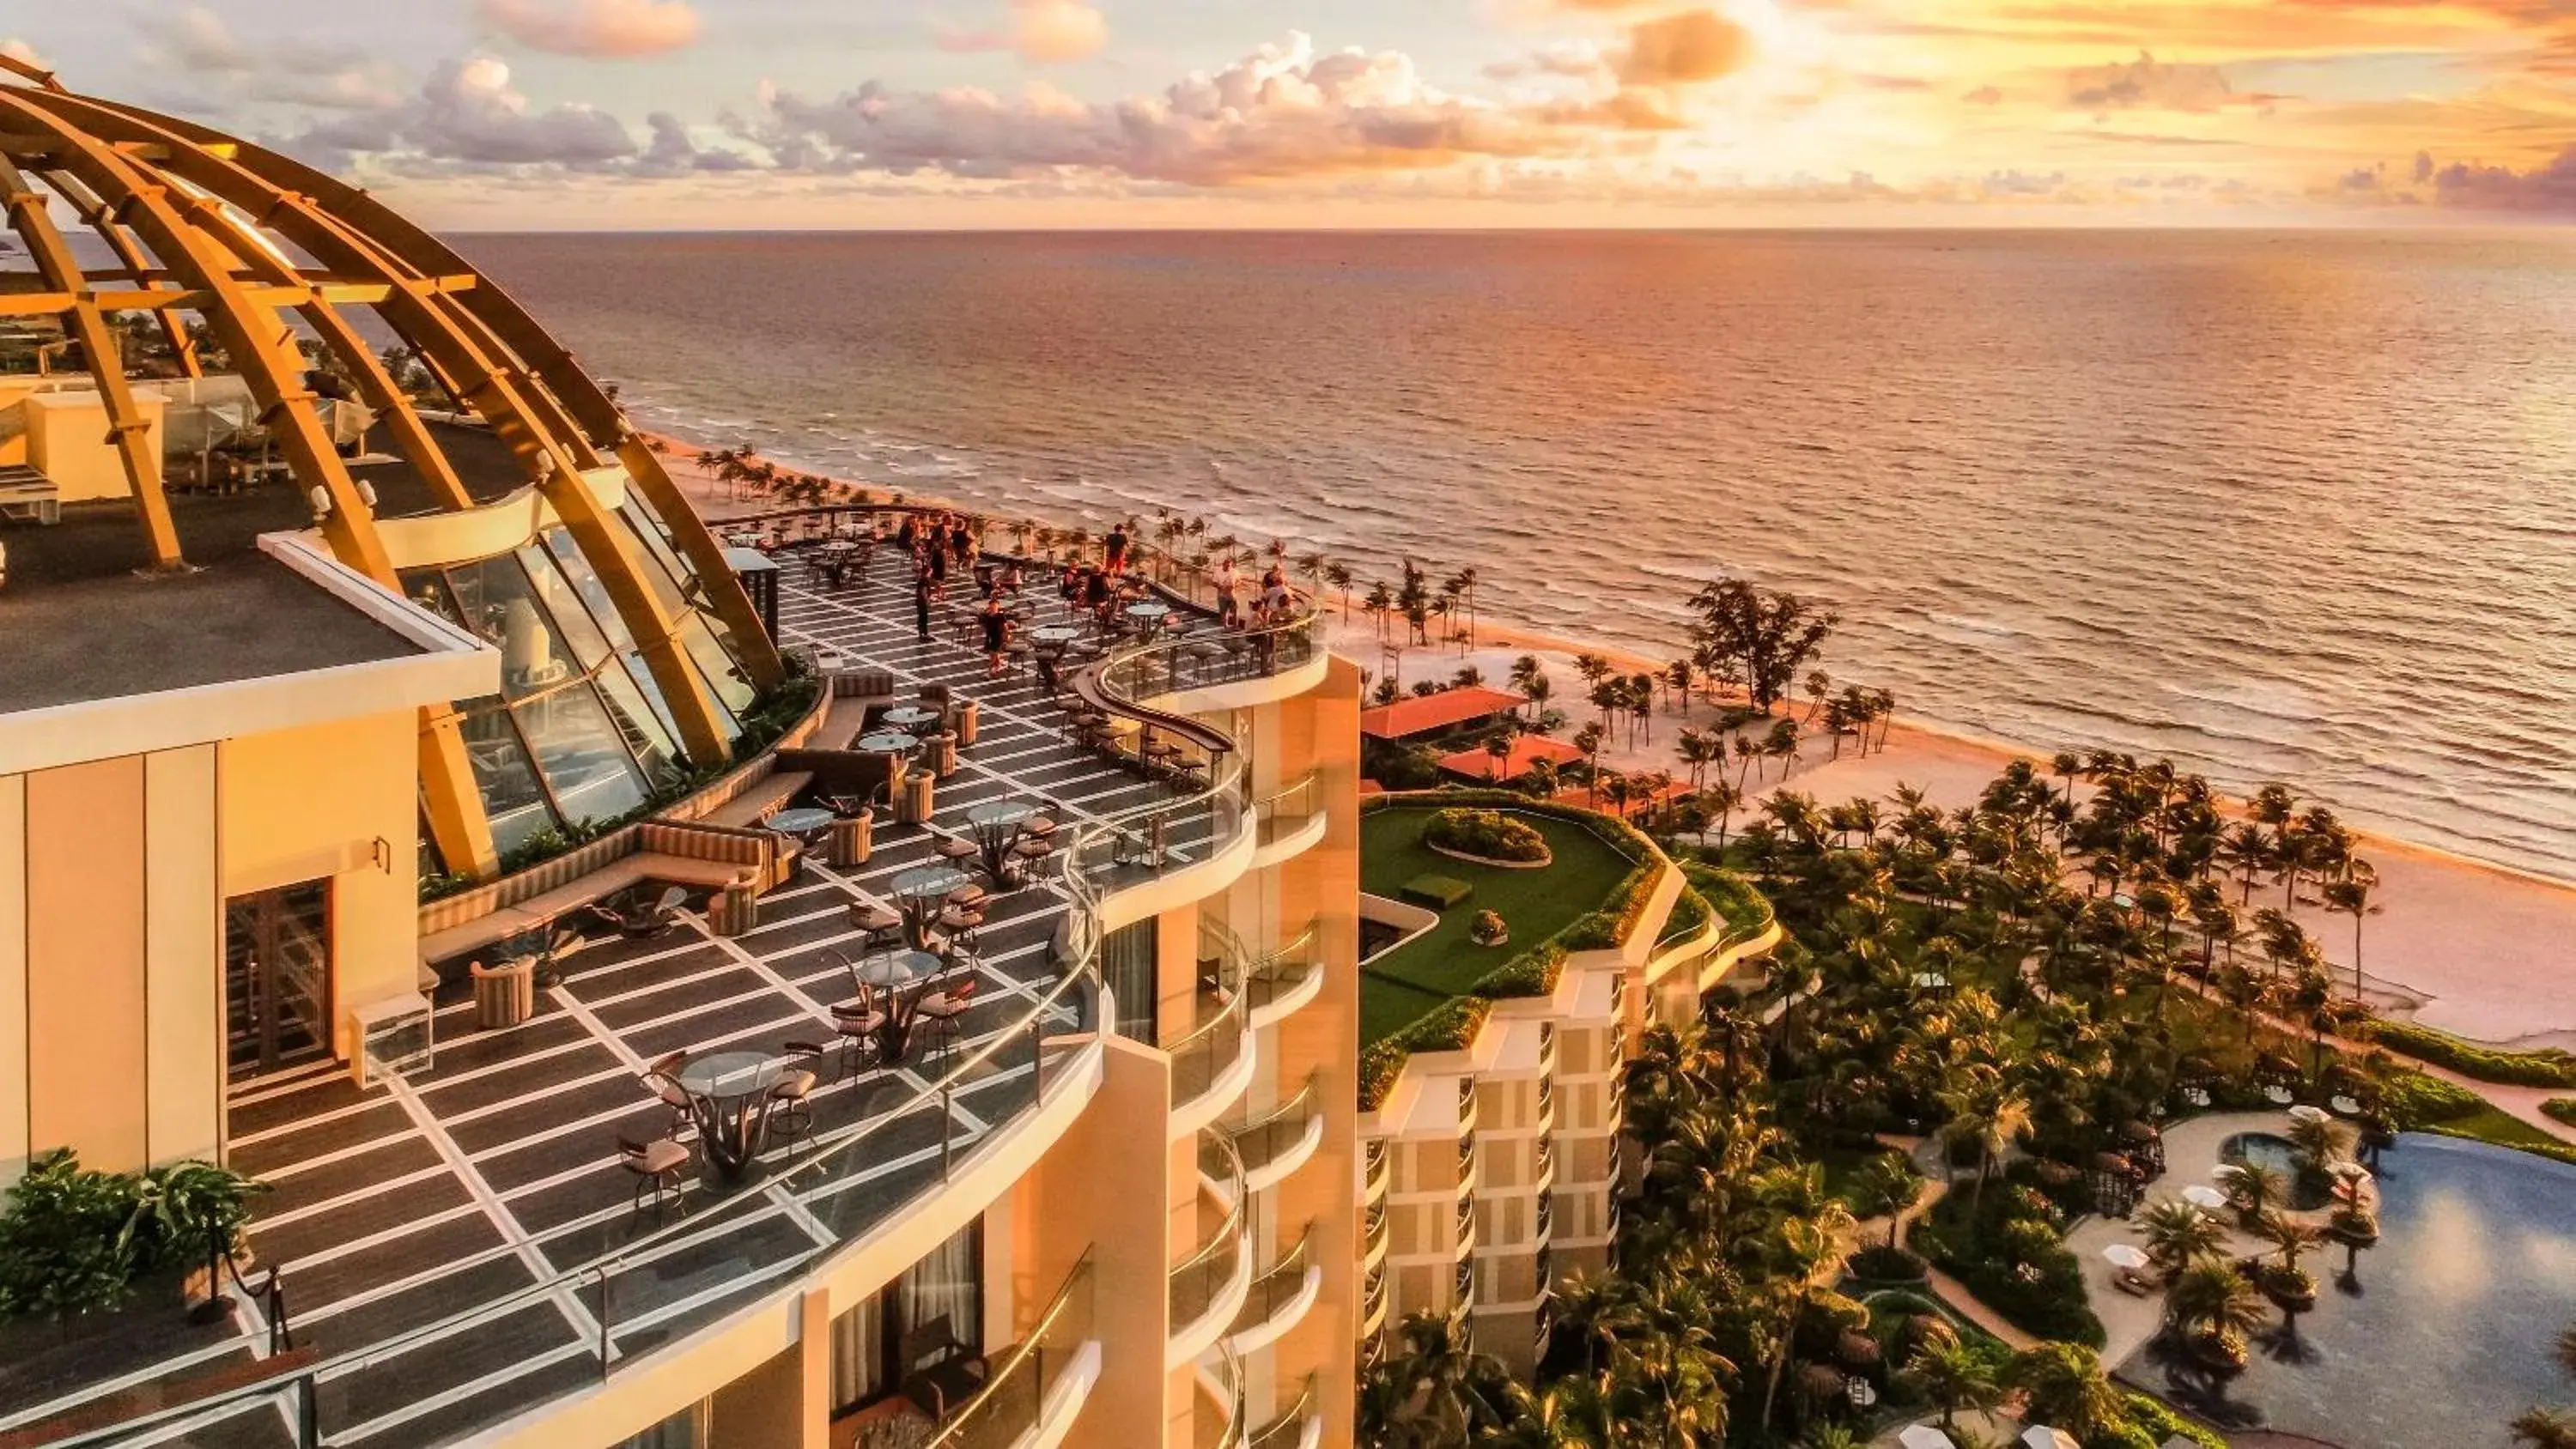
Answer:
[1224,1227,1321,1355]
[1097,598,1327,717]
[1249,772,1327,869]
[1233,1074,1323,1191]
[1246,925,1324,1029]
[926,1252,1098,1449]
[1170,1131,1254,1367]
[1194,1343,1249,1449]
[1361,1258,1391,1341]
[1170,924,1256,1136]
[1249,1374,1323,1449]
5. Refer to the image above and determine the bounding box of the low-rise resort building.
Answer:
[0,62,1363,1449]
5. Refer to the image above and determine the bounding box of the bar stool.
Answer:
[850,900,905,953]
[935,834,981,866]
[772,1043,824,1148]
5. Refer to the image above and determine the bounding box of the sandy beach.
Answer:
[648,433,2576,1049]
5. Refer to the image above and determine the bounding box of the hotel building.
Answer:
[0,62,1358,1449]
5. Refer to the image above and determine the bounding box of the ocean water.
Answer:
[459,229,2576,881]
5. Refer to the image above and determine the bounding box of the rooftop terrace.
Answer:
[0,545,1273,1449]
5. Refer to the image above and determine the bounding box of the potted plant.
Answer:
[1468,909,1509,947]
[0,1151,264,1333]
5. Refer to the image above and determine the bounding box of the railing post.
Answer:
[1030,1017,1046,1094]
[296,1373,319,1449]
[595,1267,612,1376]
[941,1082,956,1181]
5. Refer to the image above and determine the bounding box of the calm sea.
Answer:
[459,230,2576,881]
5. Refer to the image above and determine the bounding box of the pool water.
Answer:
[2221,1131,2336,1211]
[2119,1135,2576,1449]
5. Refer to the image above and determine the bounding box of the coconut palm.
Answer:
[2004,1343,2124,1445]
[1846,1153,1923,1248]
[1935,1082,2030,1210]
[2320,860,2381,1000]
[2135,1197,2227,1279]
[1901,1337,2002,1430]
[2252,1207,2323,1294]
[2164,1255,2269,1364]
[1364,1310,1522,1445]
[2226,1162,2289,1224]
[2284,1114,2354,1176]
[2512,1410,2576,1449]
[1702,779,1745,853]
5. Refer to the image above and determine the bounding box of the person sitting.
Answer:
[1084,567,1115,621]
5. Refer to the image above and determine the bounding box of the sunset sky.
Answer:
[10,0,2576,227]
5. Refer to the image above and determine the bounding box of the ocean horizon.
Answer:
[460,227,2576,883]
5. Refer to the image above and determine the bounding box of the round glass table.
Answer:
[882,705,942,731]
[766,807,835,840]
[1030,624,1082,646]
[855,731,919,756]
[674,1051,787,1183]
[966,800,1038,883]
[890,865,973,948]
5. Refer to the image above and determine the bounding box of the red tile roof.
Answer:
[1436,734,1584,783]
[1358,686,1528,740]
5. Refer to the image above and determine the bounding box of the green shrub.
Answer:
[1558,910,1619,951]
[1848,1243,1929,1282]
[0,1151,264,1322]
[1358,995,1502,1112]
[1662,888,1711,943]
[1679,861,1777,946]
[1358,1040,1410,1113]
[1423,808,1550,863]
[2379,1070,2482,1127]
[1911,1190,2105,1349]
[2545,1098,2576,1129]
[2123,1392,2227,1449]
[1474,943,1566,1002]
[2366,1022,2576,1088]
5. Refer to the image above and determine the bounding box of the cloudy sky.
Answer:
[9,0,2576,227]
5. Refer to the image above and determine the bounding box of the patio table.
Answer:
[883,705,942,732]
[675,1051,787,1184]
[856,730,919,759]
[766,807,835,842]
[1125,600,1172,636]
[966,799,1037,882]
[1030,623,1081,646]
[890,865,973,949]
[851,949,943,1064]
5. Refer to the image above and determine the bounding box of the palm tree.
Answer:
[1325,561,1355,620]
[1364,1310,1522,1445]
[1847,1154,1923,1248]
[2512,1410,2576,1449]
[2164,1255,2269,1366]
[1901,1337,2002,1430]
[1935,1082,2029,1210]
[2135,1197,2227,1279]
[2321,860,2381,1000]
[1510,654,1545,711]
[1703,779,1745,853]
[1801,669,1832,724]
[2284,1114,2354,1176]
[1665,658,1694,718]
[2050,750,2083,808]
[2004,1343,2125,1446]
[2251,1207,2323,1300]
[1364,580,1394,639]
[1573,723,1607,807]
[2226,1162,2289,1225]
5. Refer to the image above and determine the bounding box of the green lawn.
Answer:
[1359,805,1636,1046]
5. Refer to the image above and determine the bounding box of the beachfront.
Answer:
[654,436,2576,1052]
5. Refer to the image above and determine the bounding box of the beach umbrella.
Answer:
[2288,1104,2330,1124]
[2102,1244,2150,1270]
[1898,1427,1956,1449]
[2022,1429,2081,1449]
[2181,1184,2228,1210]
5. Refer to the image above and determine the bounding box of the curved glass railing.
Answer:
[927,1252,1096,1449]
[1097,607,1322,706]
[21,942,1108,1449]
[1246,924,1321,1020]
[1249,1373,1318,1449]
[1232,1073,1319,1180]
[1226,1227,1315,1343]
[1168,919,1253,1113]
[1253,772,1321,850]
[1170,1130,1252,1337]
[1200,1341,1249,1449]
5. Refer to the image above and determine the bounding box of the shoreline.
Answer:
[644,425,2576,1046]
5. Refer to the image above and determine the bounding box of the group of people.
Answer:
[1211,554,1297,631]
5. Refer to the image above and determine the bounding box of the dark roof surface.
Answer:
[0,550,423,713]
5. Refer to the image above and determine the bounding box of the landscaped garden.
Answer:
[1358,799,1638,1047]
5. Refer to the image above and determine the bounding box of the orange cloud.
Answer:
[938,0,1110,64]
[1619,9,1756,85]
[477,0,698,58]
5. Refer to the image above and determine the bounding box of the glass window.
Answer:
[676,612,756,713]
[519,543,614,670]
[1103,919,1157,1044]
[459,700,556,854]
[612,503,694,617]
[514,682,650,829]
[446,555,580,700]
[544,527,641,654]
[614,1403,709,1449]
[829,1288,887,1413]
[829,1221,983,1416]
[595,660,683,788]
[617,650,688,751]
[400,569,465,630]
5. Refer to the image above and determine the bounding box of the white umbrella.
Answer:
[2181,1185,2228,1210]
[2288,1104,2330,1124]
[2102,1244,2150,1270]
[2209,1162,2244,1180]
[2023,1429,2081,1449]
[1899,1427,1957,1449]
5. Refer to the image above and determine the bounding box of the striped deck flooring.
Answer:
[18,560,1225,1449]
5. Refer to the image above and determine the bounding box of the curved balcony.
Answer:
[1233,1074,1323,1192]
[1194,1343,1249,1449]
[927,1252,1099,1449]
[1247,924,1325,1029]
[1100,605,1328,718]
[1224,1227,1321,1357]
[1249,1374,1324,1449]
[1170,1131,1255,1368]
[1249,771,1327,869]
[1169,921,1257,1136]
[1361,1257,1391,1341]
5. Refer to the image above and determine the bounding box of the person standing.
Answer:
[913,564,935,640]
[1213,555,1241,627]
[1103,522,1130,575]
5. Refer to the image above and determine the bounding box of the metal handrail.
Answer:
[1229,1228,1314,1338]
[1249,1373,1318,1449]
[1168,919,1253,1111]
[1247,924,1321,1016]
[1170,1130,1251,1331]
[1253,770,1320,840]
[16,943,1108,1448]
[926,1251,1097,1448]
[1206,1341,1249,1449]
[1230,1074,1319,1176]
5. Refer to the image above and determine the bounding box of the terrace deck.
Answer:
[4,555,1228,1449]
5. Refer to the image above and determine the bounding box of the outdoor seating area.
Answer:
[2,534,1265,1449]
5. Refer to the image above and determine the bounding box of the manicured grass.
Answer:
[1359,804,1635,1046]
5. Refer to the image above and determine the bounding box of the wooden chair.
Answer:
[848,902,905,954]
[916,977,979,1064]
[830,982,887,1079]
[898,1314,988,1424]
[773,1042,825,1148]
[644,1051,693,1132]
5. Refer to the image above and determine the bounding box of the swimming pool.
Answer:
[2221,1131,2336,1211]
[2118,1134,2576,1449]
